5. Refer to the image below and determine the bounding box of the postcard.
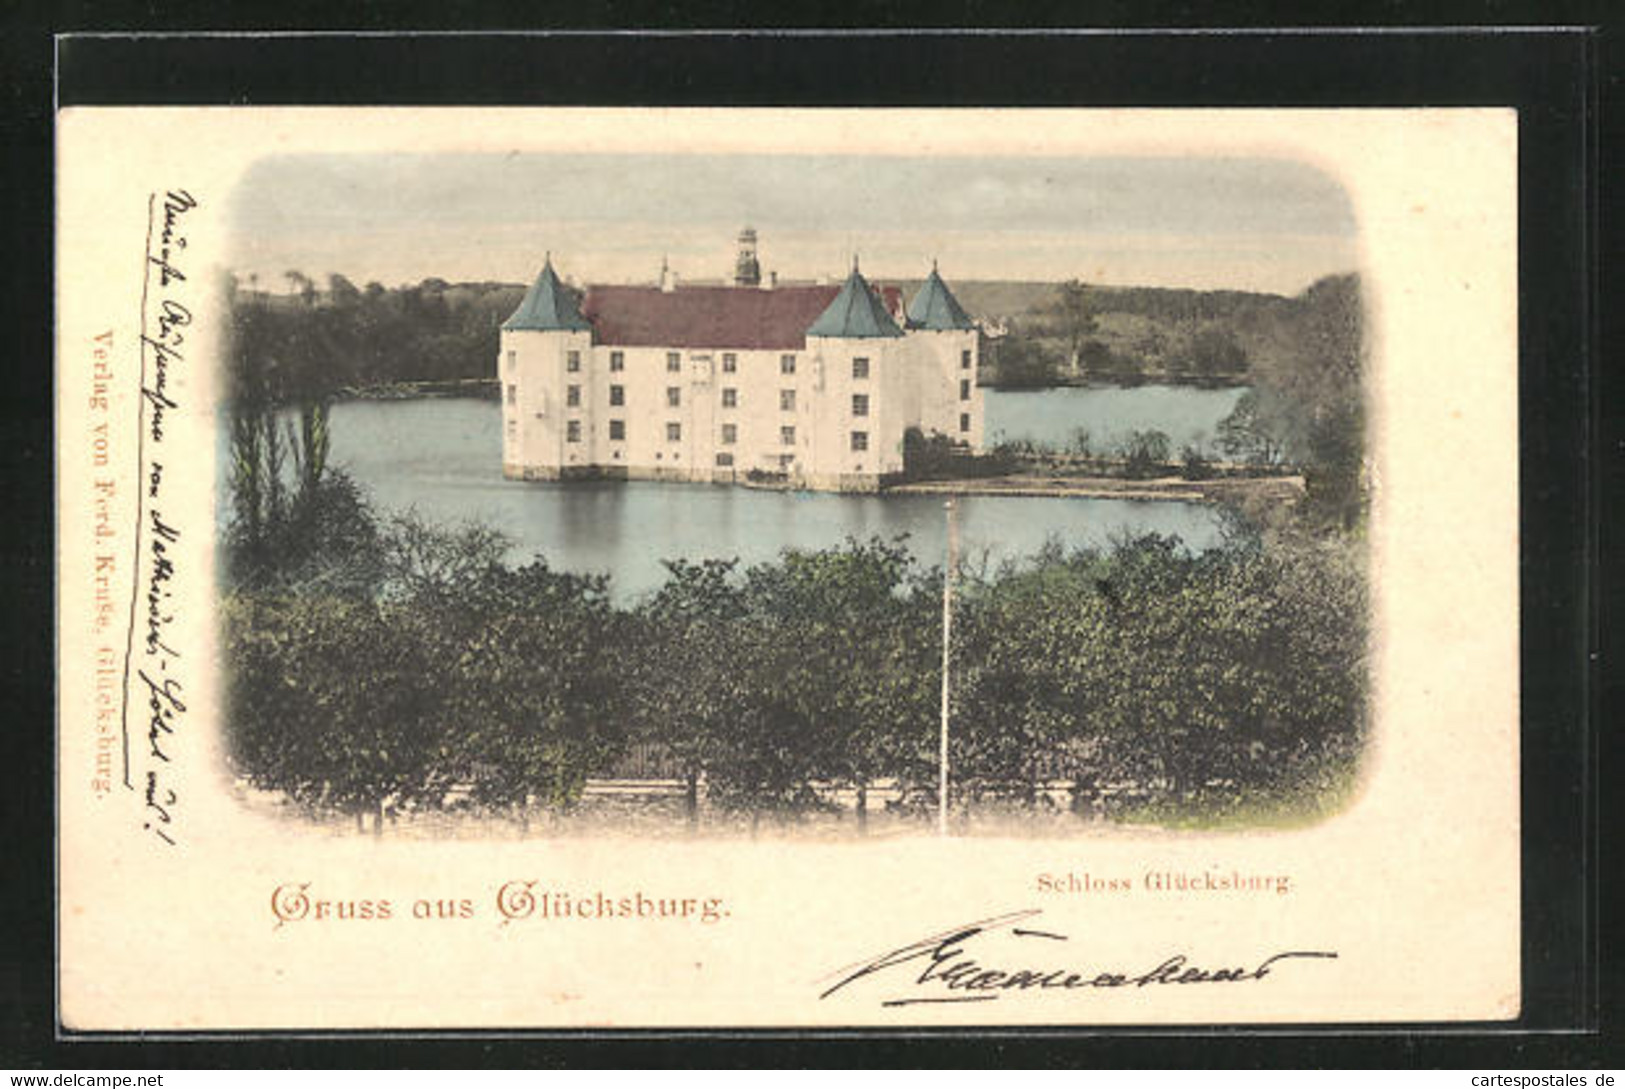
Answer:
[55,107,1519,1029]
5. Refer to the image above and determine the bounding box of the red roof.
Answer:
[580,283,904,351]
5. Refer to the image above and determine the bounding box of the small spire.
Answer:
[932,256,939,273]
[852,253,860,275]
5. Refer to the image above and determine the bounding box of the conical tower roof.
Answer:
[906,264,976,331]
[503,258,593,332]
[805,262,903,339]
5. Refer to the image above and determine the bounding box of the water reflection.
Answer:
[550,481,630,558]
[227,397,1234,601]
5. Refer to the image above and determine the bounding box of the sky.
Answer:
[227,152,1359,297]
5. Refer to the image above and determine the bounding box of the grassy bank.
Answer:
[888,472,1305,505]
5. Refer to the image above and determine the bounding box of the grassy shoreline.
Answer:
[980,370,1249,392]
[888,472,1303,504]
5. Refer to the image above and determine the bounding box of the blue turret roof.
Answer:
[503,258,593,332]
[805,263,903,339]
[906,264,976,331]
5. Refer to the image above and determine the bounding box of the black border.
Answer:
[7,24,1608,1068]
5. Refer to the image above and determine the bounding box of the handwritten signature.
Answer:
[818,909,1336,1007]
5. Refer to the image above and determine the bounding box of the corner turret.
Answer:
[500,255,595,481]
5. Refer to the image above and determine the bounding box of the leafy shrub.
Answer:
[1180,444,1215,480]
[1119,429,1172,478]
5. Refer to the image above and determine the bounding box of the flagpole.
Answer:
[939,498,958,837]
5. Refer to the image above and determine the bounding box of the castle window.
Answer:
[852,357,869,380]
[721,388,738,408]
[961,349,972,370]
[852,393,869,417]
[667,386,682,408]
[567,384,581,407]
[566,420,582,443]
[506,350,516,371]
[721,423,737,445]
[667,422,682,442]
[722,353,738,373]
[667,352,681,372]
[780,425,796,446]
[780,389,796,412]
[960,379,971,401]
[960,413,971,433]
[567,351,581,372]
[610,351,625,372]
[850,430,868,452]
[609,384,625,406]
[505,384,516,406]
[780,354,796,375]
[716,452,735,467]
[609,419,625,442]
[506,420,516,441]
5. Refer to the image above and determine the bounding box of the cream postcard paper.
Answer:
[56,108,1518,1029]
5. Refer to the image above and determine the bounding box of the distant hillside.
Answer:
[888,280,1294,323]
[458,277,1293,327]
[228,271,1326,398]
[882,279,1305,390]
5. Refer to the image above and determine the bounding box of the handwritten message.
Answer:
[121,189,198,846]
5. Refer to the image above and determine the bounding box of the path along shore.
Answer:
[887,472,1304,504]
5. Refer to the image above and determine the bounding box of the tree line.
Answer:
[227,272,521,397]
[982,279,1276,389]
[223,467,1367,833]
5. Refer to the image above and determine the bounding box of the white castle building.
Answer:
[498,230,983,493]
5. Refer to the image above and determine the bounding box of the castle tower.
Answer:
[499,256,595,480]
[803,261,905,489]
[733,226,761,287]
[905,262,982,450]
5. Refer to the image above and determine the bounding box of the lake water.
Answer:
[240,387,1239,602]
[985,384,1248,454]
